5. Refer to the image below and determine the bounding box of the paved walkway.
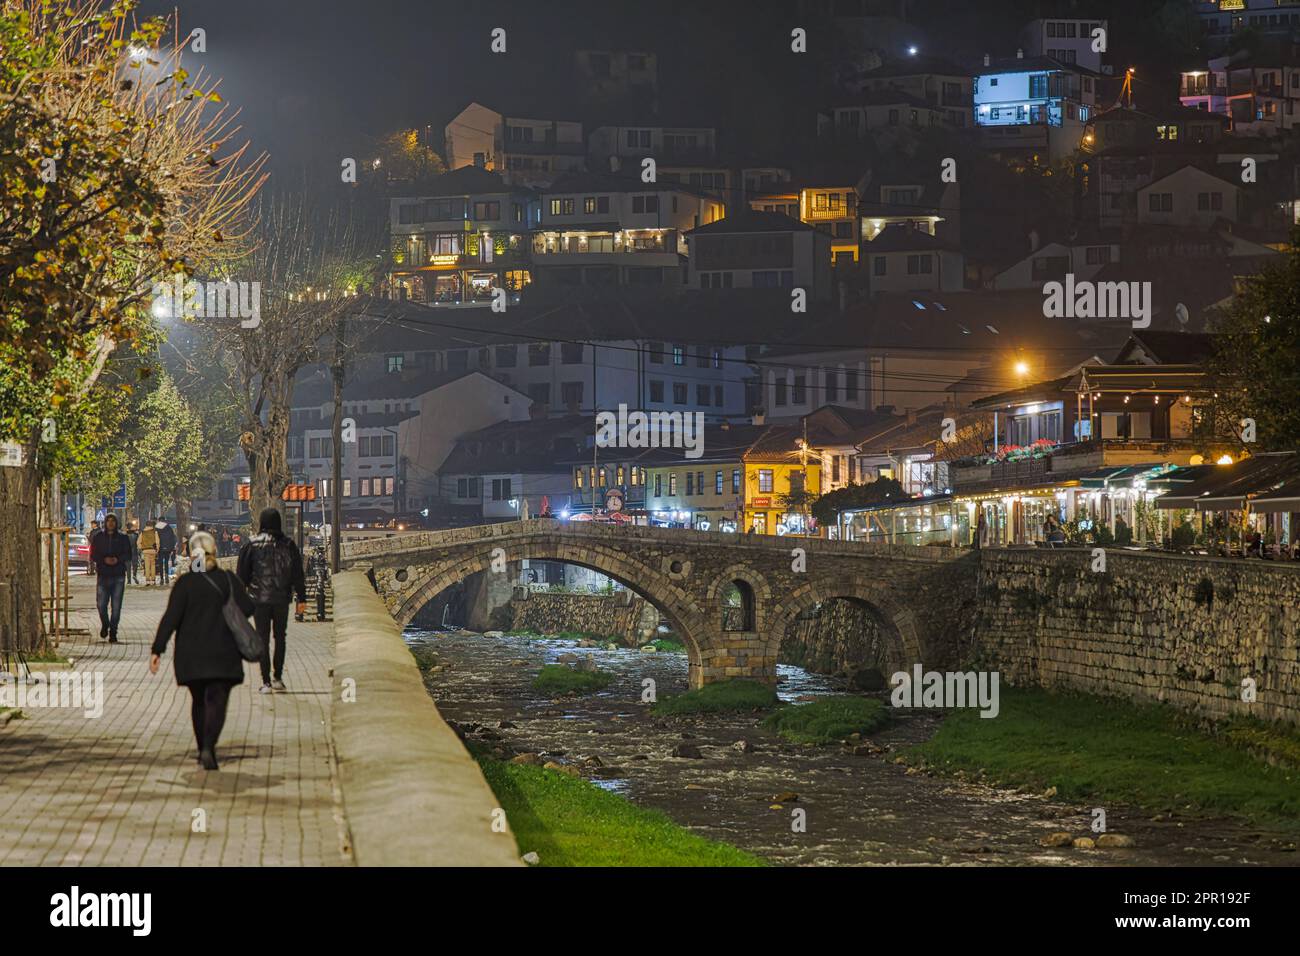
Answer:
[0,572,350,866]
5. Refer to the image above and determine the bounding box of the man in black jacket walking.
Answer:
[156,519,177,586]
[89,514,131,642]
[236,507,306,693]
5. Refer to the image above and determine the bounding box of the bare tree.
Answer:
[202,195,377,524]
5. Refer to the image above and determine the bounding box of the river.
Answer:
[409,628,1300,867]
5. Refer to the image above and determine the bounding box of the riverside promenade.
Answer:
[0,572,347,866]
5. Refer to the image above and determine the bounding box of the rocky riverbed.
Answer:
[410,628,1300,867]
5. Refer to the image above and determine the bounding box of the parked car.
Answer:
[67,533,90,569]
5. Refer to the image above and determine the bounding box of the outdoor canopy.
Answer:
[1247,476,1300,514]
[1154,453,1300,510]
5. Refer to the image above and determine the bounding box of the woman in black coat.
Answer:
[150,531,255,770]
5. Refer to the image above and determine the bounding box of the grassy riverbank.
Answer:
[905,687,1300,829]
[476,754,765,866]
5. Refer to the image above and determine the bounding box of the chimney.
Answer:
[1016,48,1024,59]
[751,412,766,425]
[983,53,990,67]
[1028,228,1040,252]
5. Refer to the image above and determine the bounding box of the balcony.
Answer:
[803,204,857,221]
[950,437,1220,492]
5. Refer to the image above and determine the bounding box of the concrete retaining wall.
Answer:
[330,571,521,866]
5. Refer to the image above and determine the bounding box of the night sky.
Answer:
[133,0,1188,184]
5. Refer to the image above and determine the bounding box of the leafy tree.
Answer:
[373,128,445,186]
[811,477,905,528]
[0,0,262,650]
[1207,230,1300,451]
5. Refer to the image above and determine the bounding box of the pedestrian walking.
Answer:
[125,522,140,585]
[89,514,130,642]
[156,518,177,586]
[150,530,256,771]
[86,519,101,576]
[236,507,306,694]
[138,521,160,585]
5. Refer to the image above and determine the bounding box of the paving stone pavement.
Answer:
[0,571,351,866]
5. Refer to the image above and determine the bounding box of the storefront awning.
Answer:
[1154,453,1300,510]
[1249,476,1300,514]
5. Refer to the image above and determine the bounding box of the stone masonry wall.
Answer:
[972,549,1300,726]
[508,590,659,646]
[780,599,893,689]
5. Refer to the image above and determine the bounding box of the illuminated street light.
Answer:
[1014,361,1030,377]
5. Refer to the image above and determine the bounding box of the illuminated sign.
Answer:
[429,254,460,267]
[752,497,771,507]
[240,483,317,502]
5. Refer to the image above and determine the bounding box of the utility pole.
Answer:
[330,314,346,573]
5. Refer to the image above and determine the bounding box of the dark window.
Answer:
[648,341,665,364]
[673,382,687,404]
[649,379,665,403]
[495,345,517,367]
[528,343,551,366]
[561,342,584,364]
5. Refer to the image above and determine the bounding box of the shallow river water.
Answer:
[410,629,1300,867]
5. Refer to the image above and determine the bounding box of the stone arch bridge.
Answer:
[341,520,977,688]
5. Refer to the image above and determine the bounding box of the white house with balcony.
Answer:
[973,53,1098,162]
[530,171,724,288]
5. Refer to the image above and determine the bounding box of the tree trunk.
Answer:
[242,370,293,530]
[0,445,44,653]
[175,497,191,541]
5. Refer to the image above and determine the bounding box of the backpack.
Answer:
[198,570,264,662]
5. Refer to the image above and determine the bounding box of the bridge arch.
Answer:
[388,538,714,684]
[764,573,927,680]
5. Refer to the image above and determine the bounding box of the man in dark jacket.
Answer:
[156,519,177,586]
[89,514,131,642]
[237,507,306,693]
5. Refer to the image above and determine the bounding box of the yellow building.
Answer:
[639,424,823,536]
[741,453,822,536]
